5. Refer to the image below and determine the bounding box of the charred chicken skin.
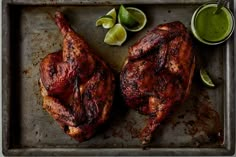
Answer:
[39,12,115,142]
[120,21,195,144]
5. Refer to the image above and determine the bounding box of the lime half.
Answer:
[200,69,215,87]
[118,6,147,32]
[104,23,127,46]
[96,8,116,29]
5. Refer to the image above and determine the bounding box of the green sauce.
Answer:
[195,6,231,42]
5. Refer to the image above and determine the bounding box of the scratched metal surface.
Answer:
[2,0,235,156]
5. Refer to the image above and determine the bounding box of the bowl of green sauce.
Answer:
[191,3,235,45]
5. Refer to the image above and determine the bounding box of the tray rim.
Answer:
[2,0,235,156]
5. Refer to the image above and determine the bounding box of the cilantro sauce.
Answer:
[195,6,231,42]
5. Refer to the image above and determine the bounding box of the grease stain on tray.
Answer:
[22,67,32,78]
[152,82,224,147]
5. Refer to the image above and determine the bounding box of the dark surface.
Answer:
[2,0,235,156]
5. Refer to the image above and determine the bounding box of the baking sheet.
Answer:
[2,0,235,156]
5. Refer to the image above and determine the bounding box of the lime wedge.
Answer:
[200,69,215,87]
[104,23,127,46]
[106,8,116,24]
[118,5,139,28]
[118,5,147,32]
[96,15,114,29]
[96,8,116,29]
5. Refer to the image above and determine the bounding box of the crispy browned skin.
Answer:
[120,21,195,144]
[39,12,115,142]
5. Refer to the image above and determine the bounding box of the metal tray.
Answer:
[2,0,235,156]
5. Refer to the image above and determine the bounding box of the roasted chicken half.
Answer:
[120,21,195,144]
[39,12,115,142]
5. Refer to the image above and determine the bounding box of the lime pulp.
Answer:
[104,23,127,46]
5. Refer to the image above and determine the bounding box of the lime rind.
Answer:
[200,69,215,87]
[104,23,127,46]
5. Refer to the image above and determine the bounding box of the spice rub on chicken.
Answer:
[39,12,115,142]
[120,21,195,144]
